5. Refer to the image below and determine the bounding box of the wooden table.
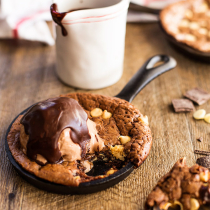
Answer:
[0,23,210,210]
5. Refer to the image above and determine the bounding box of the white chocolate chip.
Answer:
[119,136,131,145]
[204,113,210,123]
[202,183,209,187]
[176,34,185,41]
[160,202,172,210]
[102,110,112,119]
[201,43,210,51]
[174,201,183,210]
[190,198,200,210]
[185,10,193,19]
[168,25,179,34]
[138,115,149,125]
[179,19,189,28]
[110,145,126,161]
[80,160,93,173]
[185,34,196,42]
[106,168,117,175]
[90,108,103,117]
[198,3,208,13]
[200,20,207,27]
[189,22,199,30]
[74,176,80,180]
[36,154,47,164]
[200,171,209,182]
[198,28,208,35]
[193,109,206,120]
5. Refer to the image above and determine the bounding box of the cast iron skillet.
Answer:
[5,55,176,194]
[159,25,210,63]
[129,3,210,62]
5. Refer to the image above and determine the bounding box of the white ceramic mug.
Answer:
[52,0,130,89]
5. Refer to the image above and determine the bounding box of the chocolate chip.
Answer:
[8,193,15,200]
[172,99,195,112]
[184,87,210,105]
[197,156,210,169]
[197,137,203,142]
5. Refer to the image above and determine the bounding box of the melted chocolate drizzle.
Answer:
[50,4,90,36]
[20,97,91,163]
[50,4,67,36]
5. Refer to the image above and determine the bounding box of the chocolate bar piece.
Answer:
[184,88,210,105]
[197,137,203,142]
[172,99,195,112]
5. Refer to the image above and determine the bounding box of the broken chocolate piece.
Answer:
[184,87,210,105]
[197,137,203,142]
[172,99,195,112]
[197,156,210,169]
[195,150,210,156]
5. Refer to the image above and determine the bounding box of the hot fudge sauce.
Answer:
[50,3,91,36]
[20,97,91,163]
[50,4,67,36]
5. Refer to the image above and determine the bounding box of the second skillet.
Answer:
[5,55,176,194]
[129,2,210,62]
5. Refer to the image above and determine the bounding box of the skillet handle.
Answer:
[115,55,177,102]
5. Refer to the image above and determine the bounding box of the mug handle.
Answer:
[115,55,177,102]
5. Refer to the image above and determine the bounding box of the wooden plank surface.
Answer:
[0,23,210,210]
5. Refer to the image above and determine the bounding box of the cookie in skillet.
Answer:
[7,93,152,186]
[160,0,210,52]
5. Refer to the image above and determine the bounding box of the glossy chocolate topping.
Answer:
[50,4,90,36]
[20,97,91,163]
[50,4,67,36]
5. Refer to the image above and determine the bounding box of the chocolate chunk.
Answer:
[197,137,203,142]
[195,150,210,156]
[197,156,210,169]
[8,193,15,200]
[184,87,210,105]
[172,99,195,112]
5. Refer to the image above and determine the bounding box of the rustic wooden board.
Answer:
[0,23,210,210]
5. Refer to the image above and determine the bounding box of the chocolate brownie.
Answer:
[145,158,210,210]
[160,0,210,52]
[7,93,152,186]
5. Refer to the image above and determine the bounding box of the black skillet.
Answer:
[5,55,176,194]
[129,3,210,62]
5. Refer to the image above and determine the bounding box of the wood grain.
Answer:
[0,23,210,210]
